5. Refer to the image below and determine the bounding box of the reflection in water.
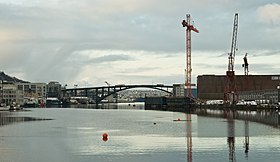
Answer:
[0,111,52,127]
[225,110,236,162]
[0,108,279,162]
[244,119,249,158]
[186,114,192,162]
[192,109,280,162]
[68,102,145,110]
[196,109,279,128]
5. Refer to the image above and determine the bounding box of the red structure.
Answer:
[182,14,199,98]
[224,13,238,104]
[186,114,192,162]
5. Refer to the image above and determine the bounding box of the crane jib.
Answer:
[228,13,238,72]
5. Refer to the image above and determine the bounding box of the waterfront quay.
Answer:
[1,71,280,111]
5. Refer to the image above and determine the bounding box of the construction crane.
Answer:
[242,53,249,91]
[224,13,238,105]
[182,14,199,98]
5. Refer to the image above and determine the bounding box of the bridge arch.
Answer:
[63,84,173,105]
[98,86,172,103]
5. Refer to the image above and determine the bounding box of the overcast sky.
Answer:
[0,0,279,87]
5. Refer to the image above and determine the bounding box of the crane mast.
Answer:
[242,53,249,76]
[182,14,199,98]
[224,13,238,104]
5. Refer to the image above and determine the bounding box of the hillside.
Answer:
[0,71,29,83]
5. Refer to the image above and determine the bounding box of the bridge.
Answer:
[62,84,173,105]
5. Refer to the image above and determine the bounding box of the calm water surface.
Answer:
[0,106,279,162]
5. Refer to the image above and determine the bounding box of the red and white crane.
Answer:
[182,14,199,98]
[182,15,198,161]
[224,13,238,104]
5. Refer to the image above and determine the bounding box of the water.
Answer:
[0,106,279,162]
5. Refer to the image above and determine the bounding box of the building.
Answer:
[145,96,193,111]
[47,81,62,98]
[0,82,17,106]
[197,75,280,102]
[0,72,52,106]
[173,84,185,97]
[1,82,47,106]
[172,84,198,98]
[239,89,279,104]
[0,72,28,106]
[15,82,47,105]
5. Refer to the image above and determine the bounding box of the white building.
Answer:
[0,82,17,106]
[15,83,47,105]
[173,84,185,97]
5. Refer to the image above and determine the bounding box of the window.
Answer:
[271,76,279,80]
[24,85,29,93]
[18,85,23,90]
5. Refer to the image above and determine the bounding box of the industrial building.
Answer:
[197,75,280,104]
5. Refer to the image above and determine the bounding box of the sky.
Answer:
[0,0,279,88]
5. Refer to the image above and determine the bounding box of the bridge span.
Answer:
[62,84,173,105]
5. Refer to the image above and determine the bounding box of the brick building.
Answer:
[197,75,280,101]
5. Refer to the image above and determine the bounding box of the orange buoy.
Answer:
[102,133,108,142]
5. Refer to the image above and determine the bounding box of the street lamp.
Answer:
[63,84,68,98]
[0,80,2,105]
[74,84,78,96]
[277,85,280,104]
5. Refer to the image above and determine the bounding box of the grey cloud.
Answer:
[249,63,280,74]
[195,63,226,70]
[0,0,279,85]
[90,54,133,64]
[118,67,161,74]
[251,50,280,57]
[1,1,279,53]
[114,73,184,85]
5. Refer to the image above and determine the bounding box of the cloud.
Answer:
[258,3,280,25]
[118,67,161,74]
[0,0,279,87]
[114,73,184,85]
[251,50,280,57]
[249,63,280,75]
[90,54,133,64]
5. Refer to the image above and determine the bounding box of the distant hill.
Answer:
[0,71,29,83]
